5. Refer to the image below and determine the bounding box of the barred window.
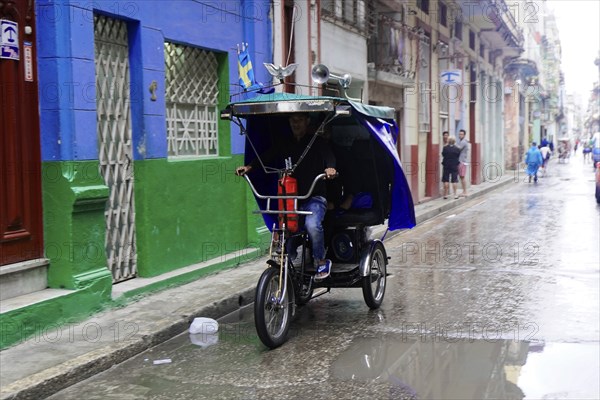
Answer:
[321,0,367,34]
[165,43,219,158]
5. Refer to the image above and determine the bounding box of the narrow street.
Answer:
[2,1,599,399]
[49,154,600,399]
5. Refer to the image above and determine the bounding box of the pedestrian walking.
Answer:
[539,144,552,176]
[456,129,470,196]
[583,137,593,163]
[441,137,461,199]
[524,142,543,183]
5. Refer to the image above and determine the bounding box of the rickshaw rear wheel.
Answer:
[362,242,387,309]
[254,266,293,348]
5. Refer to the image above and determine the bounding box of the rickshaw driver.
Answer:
[236,113,337,280]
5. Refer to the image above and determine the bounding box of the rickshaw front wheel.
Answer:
[254,267,293,349]
[362,242,387,309]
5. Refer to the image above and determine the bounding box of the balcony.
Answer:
[321,0,369,37]
[505,58,538,77]
[459,0,524,58]
[366,16,416,88]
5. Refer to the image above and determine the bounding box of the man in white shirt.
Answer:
[456,129,470,196]
[540,144,551,174]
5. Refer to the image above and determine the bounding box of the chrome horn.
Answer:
[311,64,352,89]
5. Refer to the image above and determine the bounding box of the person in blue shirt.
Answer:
[525,142,543,183]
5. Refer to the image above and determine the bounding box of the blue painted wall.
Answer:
[36,0,272,161]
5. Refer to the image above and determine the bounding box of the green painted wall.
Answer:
[133,156,268,277]
[41,161,113,291]
[132,50,270,277]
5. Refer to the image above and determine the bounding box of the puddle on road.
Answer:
[331,336,599,400]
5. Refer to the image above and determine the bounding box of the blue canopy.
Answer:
[351,111,416,230]
[225,95,416,230]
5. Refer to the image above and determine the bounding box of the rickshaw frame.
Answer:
[221,93,415,348]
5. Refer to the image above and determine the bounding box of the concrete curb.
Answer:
[0,176,515,400]
[1,285,257,400]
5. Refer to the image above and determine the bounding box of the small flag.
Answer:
[236,43,274,94]
[237,43,255,90]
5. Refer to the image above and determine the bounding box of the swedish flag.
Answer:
[238,45,255,90]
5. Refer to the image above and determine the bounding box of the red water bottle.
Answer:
[278,175,299,232]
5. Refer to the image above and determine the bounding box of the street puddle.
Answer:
[331,336,599,399]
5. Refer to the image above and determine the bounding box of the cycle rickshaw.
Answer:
[221,92,416,348]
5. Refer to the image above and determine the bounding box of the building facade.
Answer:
[366,0,523,200]
[504,0,564,167]
[1,0,272,348]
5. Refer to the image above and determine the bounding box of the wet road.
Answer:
[50,155,599,399]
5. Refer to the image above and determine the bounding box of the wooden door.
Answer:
[0,0,43,265]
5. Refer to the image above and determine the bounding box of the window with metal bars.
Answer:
[164,42,220,158]
[367,13,406,74]
[321,0,367,34]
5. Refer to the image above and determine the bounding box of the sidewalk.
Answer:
[0,173,515,400]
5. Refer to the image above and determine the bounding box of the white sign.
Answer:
[440,69,462,85]
[24,42,33,81]
[1,19,19,60]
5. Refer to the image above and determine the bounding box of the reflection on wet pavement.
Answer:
[47,303,600,400]
[332,335,599,400]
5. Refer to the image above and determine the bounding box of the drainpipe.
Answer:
[281,1,286,72]
[307,0,312,88]
[316,0,321,95]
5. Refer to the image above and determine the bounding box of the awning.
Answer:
[226,93,396,120]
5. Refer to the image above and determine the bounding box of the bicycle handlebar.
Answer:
[242,173,327,200]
